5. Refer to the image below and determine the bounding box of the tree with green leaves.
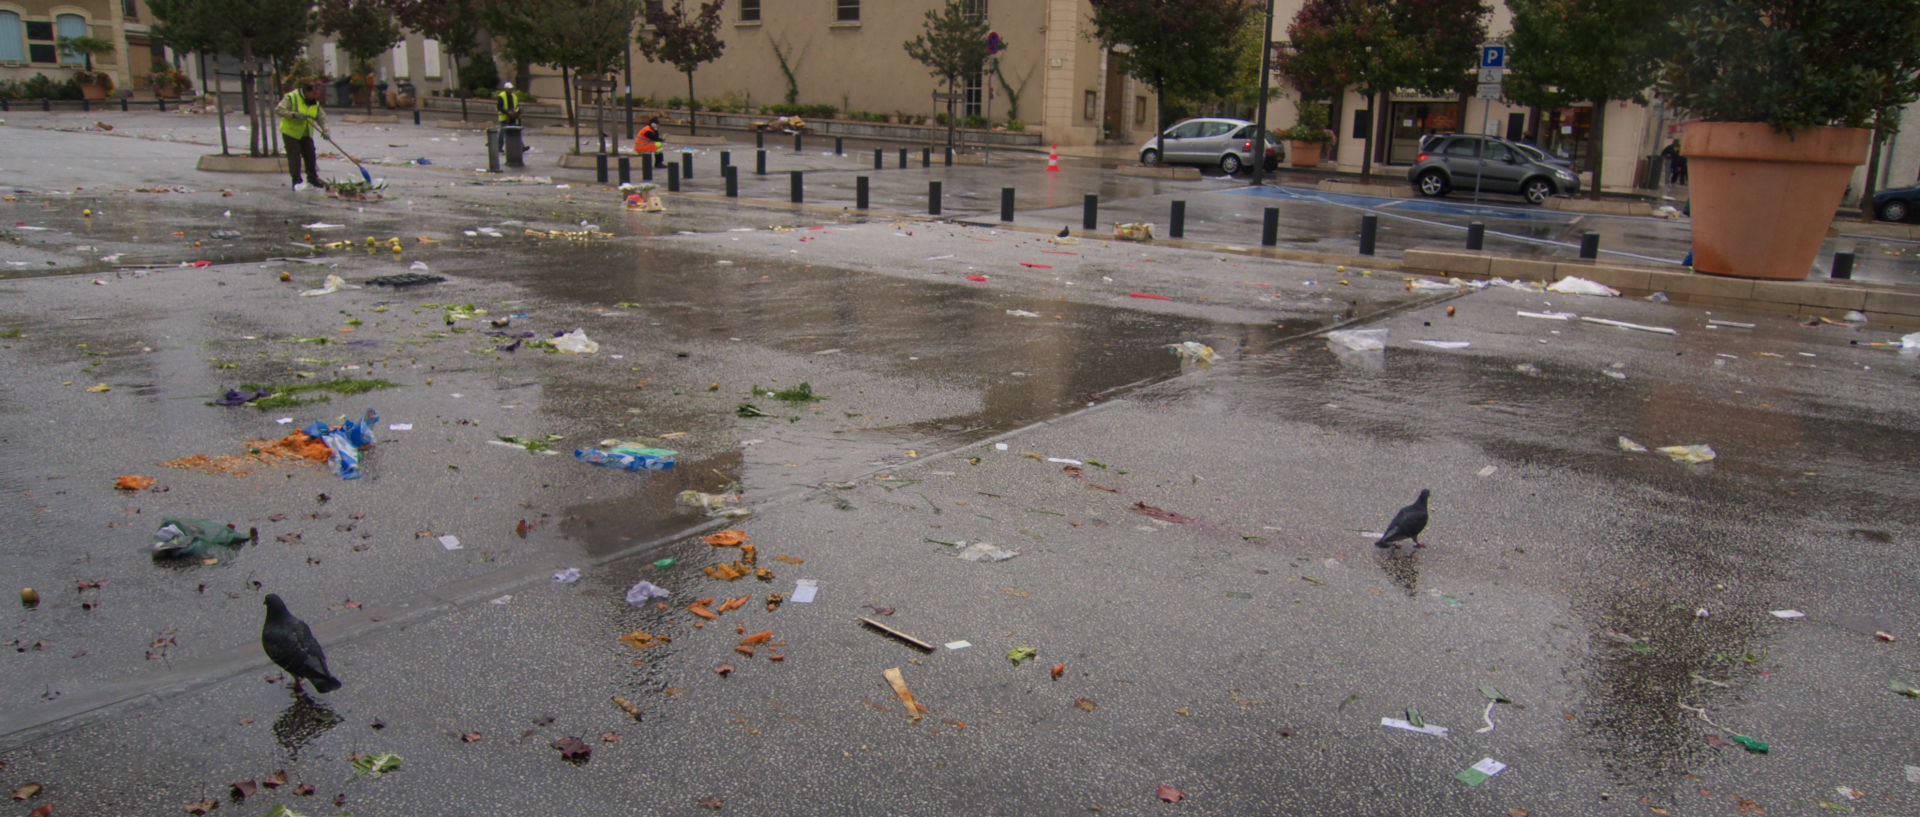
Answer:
[637,0,726,135]
[490,0,640,148]
[1278,0,1488,182]
[904,0,989,146]
[1088,0,1255,163]
[317,0,403,113]
[150,0,313,155]
[1504,0,1680,198]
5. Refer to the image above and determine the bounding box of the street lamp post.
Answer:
[1249,0,1277,187]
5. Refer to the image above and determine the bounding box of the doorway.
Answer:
[1102,51,1127,142]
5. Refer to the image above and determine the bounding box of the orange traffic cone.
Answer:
[1046,143,1061,172]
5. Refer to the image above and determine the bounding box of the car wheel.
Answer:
[1522,178,1554,205]
[1416,169,1449,197]
[1141,149,1160,166]
[1881,199,1910,222]
[1220,153,1243,175]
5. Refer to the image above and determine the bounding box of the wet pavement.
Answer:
[2,112,1920,816]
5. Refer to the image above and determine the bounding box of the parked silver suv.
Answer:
[1406,134,1580,204]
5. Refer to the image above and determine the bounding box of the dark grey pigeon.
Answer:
[1374,489,1431,548]
[262,594,341,694]
[1057,225,1070,238]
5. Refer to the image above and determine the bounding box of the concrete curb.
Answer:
[194,154,286,173]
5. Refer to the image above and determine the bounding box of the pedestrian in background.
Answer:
[276,78,330,191]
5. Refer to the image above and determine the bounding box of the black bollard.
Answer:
[725,165,738,198]
[874,149,883,170]
[921,148,930,168]
[793,132,803,152]
[618,156,631,185]
[82,98,89,113]
[1261,207,1279,246]
[755,131,764,149]
[857,176,869,209]
[1359,214,1379,255]
[756,149,767,175]
[835,136,843,155]
[1,99,8,111]
[42,98,51,112]
[1171,201,1187,238]
[681,151,692,180]
[1579,231,1600,259]
[898,148,907,169]
[1466,221,1485,250]
[642,156,654,181]
[790,170,803,203]
[929,181,942,215]
[944,147,953,166]
[157,97,165,113]
[1082,194,1098,231]
[667,162,680,192]
[1001,187,1015,222]
[412,108,420,126]
[596,154,609,184]
[1831,251,1855,280]
[720,150,731,174]
[486,130,501,173]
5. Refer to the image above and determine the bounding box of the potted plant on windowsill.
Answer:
[57,35,117,101]
[1659,0,1920,280]
[1283,100,1333,167]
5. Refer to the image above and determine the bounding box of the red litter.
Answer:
[1019,262,1052,269]
[1128,292,1172,301]
[965,275,989,282]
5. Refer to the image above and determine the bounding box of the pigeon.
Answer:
[262,594,341,694]
[1057,225,1070,238]
[1374,489,1430,548]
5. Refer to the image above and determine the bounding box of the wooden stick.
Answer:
[859,617,935,652]
[882,667,923,721]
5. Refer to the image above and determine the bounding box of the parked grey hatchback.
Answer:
[1406,134,1580,204]
[1138,117,1279,175]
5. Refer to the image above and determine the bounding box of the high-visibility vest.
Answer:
[635,124,661,153]
[497,90,519,122]
[279,90,319,139]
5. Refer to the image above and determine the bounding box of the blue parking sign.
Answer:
[1481,45,1505,68]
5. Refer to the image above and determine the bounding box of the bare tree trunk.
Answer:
[1361,89,1381,185]
[686,70,697,136]
[1588,98,1607,200]
[1860,126,1885,220]
[564,67,579,154]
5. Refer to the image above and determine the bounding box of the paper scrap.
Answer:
[1476,465,1497,477]
[276,417,294,425]
[1770,609,1806,619]
[553,568,581,584]
[1454,757,1507,786]
[1045,457,1083,465]
[1708,319,1755,328]
[624,580,669,604]
[1581,316,1678,335]
[944,640,972,650]
[1517,310,1574,321]
[1380,717,1448,737]
[387,423,412,431]
[1412,340,1471,349]
[791,579,818,603]
[437,535,462,550]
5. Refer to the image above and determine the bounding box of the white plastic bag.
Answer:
[300,273,354,296]
[551,329,599,354]
[1326,328,1387,352]
[1546,276,1620,297]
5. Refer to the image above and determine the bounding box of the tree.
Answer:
[150,0,313,155]
[317,0,404,113]
[1504,0,1680,198]
[1278,0,1488,183]
[489,0,640,149]
[1214,15,1281,118]
[904,0,989,147]
[637,0,726,135]
[1088,0,1254,163]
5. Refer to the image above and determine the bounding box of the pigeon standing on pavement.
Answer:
[1057,225,1070,238]
[1374,489,1431,548]
[262,594,342,694]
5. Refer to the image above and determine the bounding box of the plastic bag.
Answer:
[575,446,677,470]
[1327,329,1387,352]
[552,329,599,354]
[301,409,379,479]
[152,517,253,555]
[300,273,354,297]
[1656,443,1716,463]
[957,542,1019,562]
[677,489,748,518]
[1545,276,1620,297]
[625,580,670,605]
[1166,341,1217,367]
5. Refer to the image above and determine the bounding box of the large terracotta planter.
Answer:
[1290,140,1322,167]
[1683,122,1869,280]
[79,81,108,101]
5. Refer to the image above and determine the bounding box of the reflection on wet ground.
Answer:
[271,694,343,760]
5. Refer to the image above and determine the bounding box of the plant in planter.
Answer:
[1282,100,1332,167]
[1658,0,1920,280]
[58,35,118,100]
[151,62,193,99]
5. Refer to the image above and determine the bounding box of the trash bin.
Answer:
[502,125,525,167]
[1642,153,1666,189]
[331,77,352,107]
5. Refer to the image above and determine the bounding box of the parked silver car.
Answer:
[1138,117,1278,175]
[1406,134,1580,204]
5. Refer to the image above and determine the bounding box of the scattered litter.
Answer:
[1906,765,1920,784]
[1113,222,1154,241]
[1581,316,1678,335]
[1128,292,1172,301]
[791,579,819,603]
[1731,735,1770,753]
[367,272,445,288]
[1476,465,1497,477]
[678,489,748,518]
[1877,631,1898,642]
[1157,784,1184,803]
[1655,444,1716,463]
[1708,319,1755,329]
[1770,609,1806,619]
[436,535,461,550]
[1604,369,1627,380]
[1517,310,1574,321]
[553,568,581,584]
[1408,278,1464,291]
[302,222,345,230]
[303,409,379,479]
[1617,436,1648,452]
[882,667,926,721]
[551,329,600,354]
[215,387,271,406]
[1006,646,1038,665]
[575,446,677,470]
[1454,758,1507,786]
[1412,340,1471,349]
[1167,341,1217,366]
[152,518,255,556]
[1380,717,1448,737]
[1546,276,1620,297]
[387,423,411,431]
[1836,786,1863,801]
[861,617,935,651]
[944,640,972,650]
[299,274,355,297]
[116,475,157,491]
[625,581,670,604]
[1132,502,1195,524]
[957,542,1019,562]
[1005,309,1041,318]
[1327,329,1387,352]
[1514,363,1541,376]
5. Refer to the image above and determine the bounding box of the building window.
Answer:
[26,19,56,64]
[56,13,86,65]
[0,11,24,62]
[960,0,986,21]
[1134,96,1146,124]
[1083,90,1097,121]
[835,0,859,23]
[739,0,760,22]
[122,0,138,20]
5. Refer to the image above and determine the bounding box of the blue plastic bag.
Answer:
[303,409,379,479]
